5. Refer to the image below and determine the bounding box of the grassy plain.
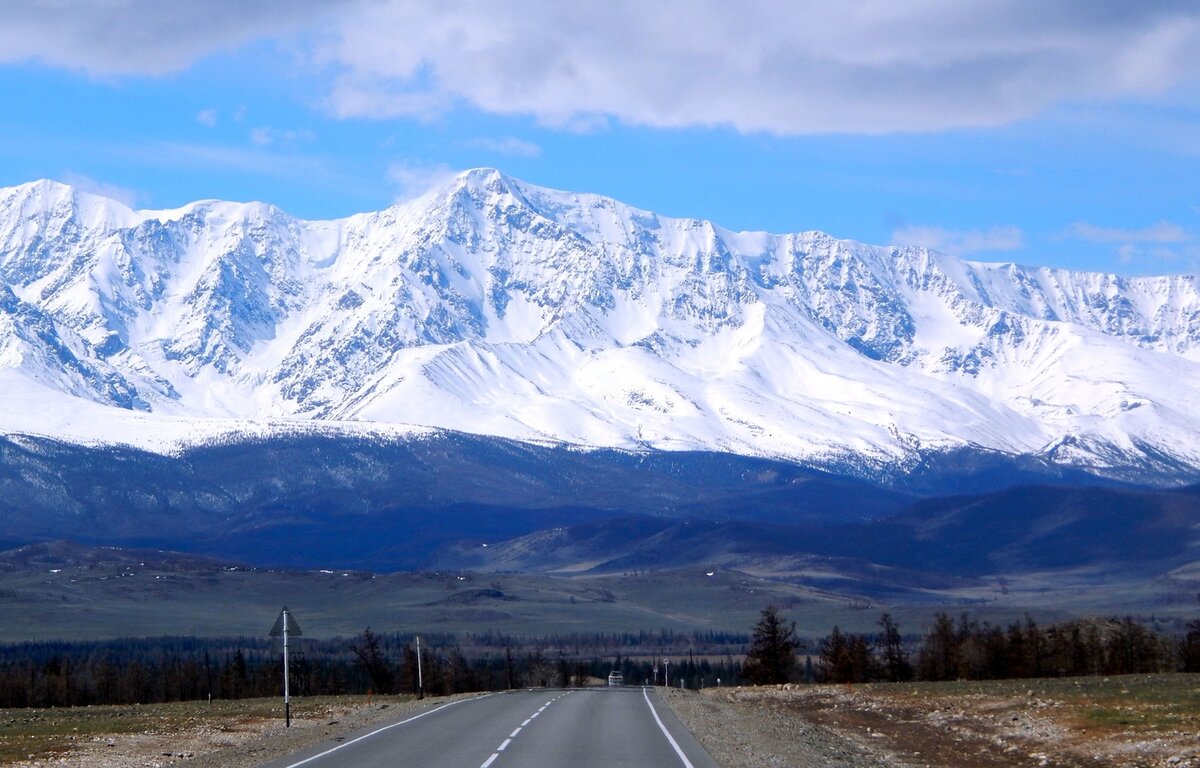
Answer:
[2,545,1195,642]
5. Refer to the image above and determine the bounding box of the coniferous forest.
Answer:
[1,615,1197,708]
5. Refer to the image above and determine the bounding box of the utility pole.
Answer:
[416,635,424,700]
[505,644,514,690]
[283,611,291,726]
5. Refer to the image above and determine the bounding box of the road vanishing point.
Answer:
[261,686,719,768]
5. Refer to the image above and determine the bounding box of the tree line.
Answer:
[2,614,1196,708]
[742,607,1200,685]
[0,629,745,708]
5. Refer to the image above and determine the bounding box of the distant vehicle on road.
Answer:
[607,671,624,686]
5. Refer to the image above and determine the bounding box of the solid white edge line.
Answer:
[280,694,494,768]
[642,687,696,768]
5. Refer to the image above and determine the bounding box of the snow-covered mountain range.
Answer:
[2,169,1199,481]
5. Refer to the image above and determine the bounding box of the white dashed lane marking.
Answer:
[478,692,573,768]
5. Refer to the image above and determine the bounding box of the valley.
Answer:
[0,432,1196,643]
[5,6,1200,767]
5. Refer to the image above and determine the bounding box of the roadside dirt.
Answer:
[661,686,910,767]
[0,696,436,768]
[4,676,1196,767]
[663,675,1200,768]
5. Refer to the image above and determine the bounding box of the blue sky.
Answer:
[1,1,1198,275]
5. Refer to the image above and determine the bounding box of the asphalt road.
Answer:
[260,687,719,768]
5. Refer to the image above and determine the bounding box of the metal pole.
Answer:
[283,610,291,727]
[416,635,424,700]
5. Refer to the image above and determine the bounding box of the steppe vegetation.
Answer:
[2,676,1196,768]
[667,674,1200,768]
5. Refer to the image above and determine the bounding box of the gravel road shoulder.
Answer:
[659,676,1200,768]
[660,686,912,768]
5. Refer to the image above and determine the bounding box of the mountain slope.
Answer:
[0,432,917,569]
[1,171,1199,481]
[436,483,1200,583]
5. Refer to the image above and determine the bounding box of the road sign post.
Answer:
[270,607,303,727]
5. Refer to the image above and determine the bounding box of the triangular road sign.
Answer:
[270,607,303,637]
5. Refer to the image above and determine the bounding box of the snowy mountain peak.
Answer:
[0,179,141,233]
[1,173,1198,482]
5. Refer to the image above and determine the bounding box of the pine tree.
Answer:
[742,606,802,685]
[819,625,849,682]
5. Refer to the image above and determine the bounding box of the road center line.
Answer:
[642,687,696,768]
[281,694,493,768]
[478,690,573,767]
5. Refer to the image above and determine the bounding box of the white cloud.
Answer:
[1070,220,1197,273]
[315,1,1200,134]
[891,225,1024,256]
[466,137,541,158]
[196,108,218,127]
[4,2,1200,135]
[1069,220,1189,244]
[127,141,329,179]
[386,161,458,202]
[59,172,143,208]
[249,127,272,146]
[0,1,354,76]
[250,127,316,147]
[1114,243,1200,272]
[324,78,456,123]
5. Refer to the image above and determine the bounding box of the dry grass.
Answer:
[668,674,1200,768]
[0,695,408,767]
[4,676,1197,768]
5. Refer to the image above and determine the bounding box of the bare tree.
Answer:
[350,627,394,694]
[876,613,912,682]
